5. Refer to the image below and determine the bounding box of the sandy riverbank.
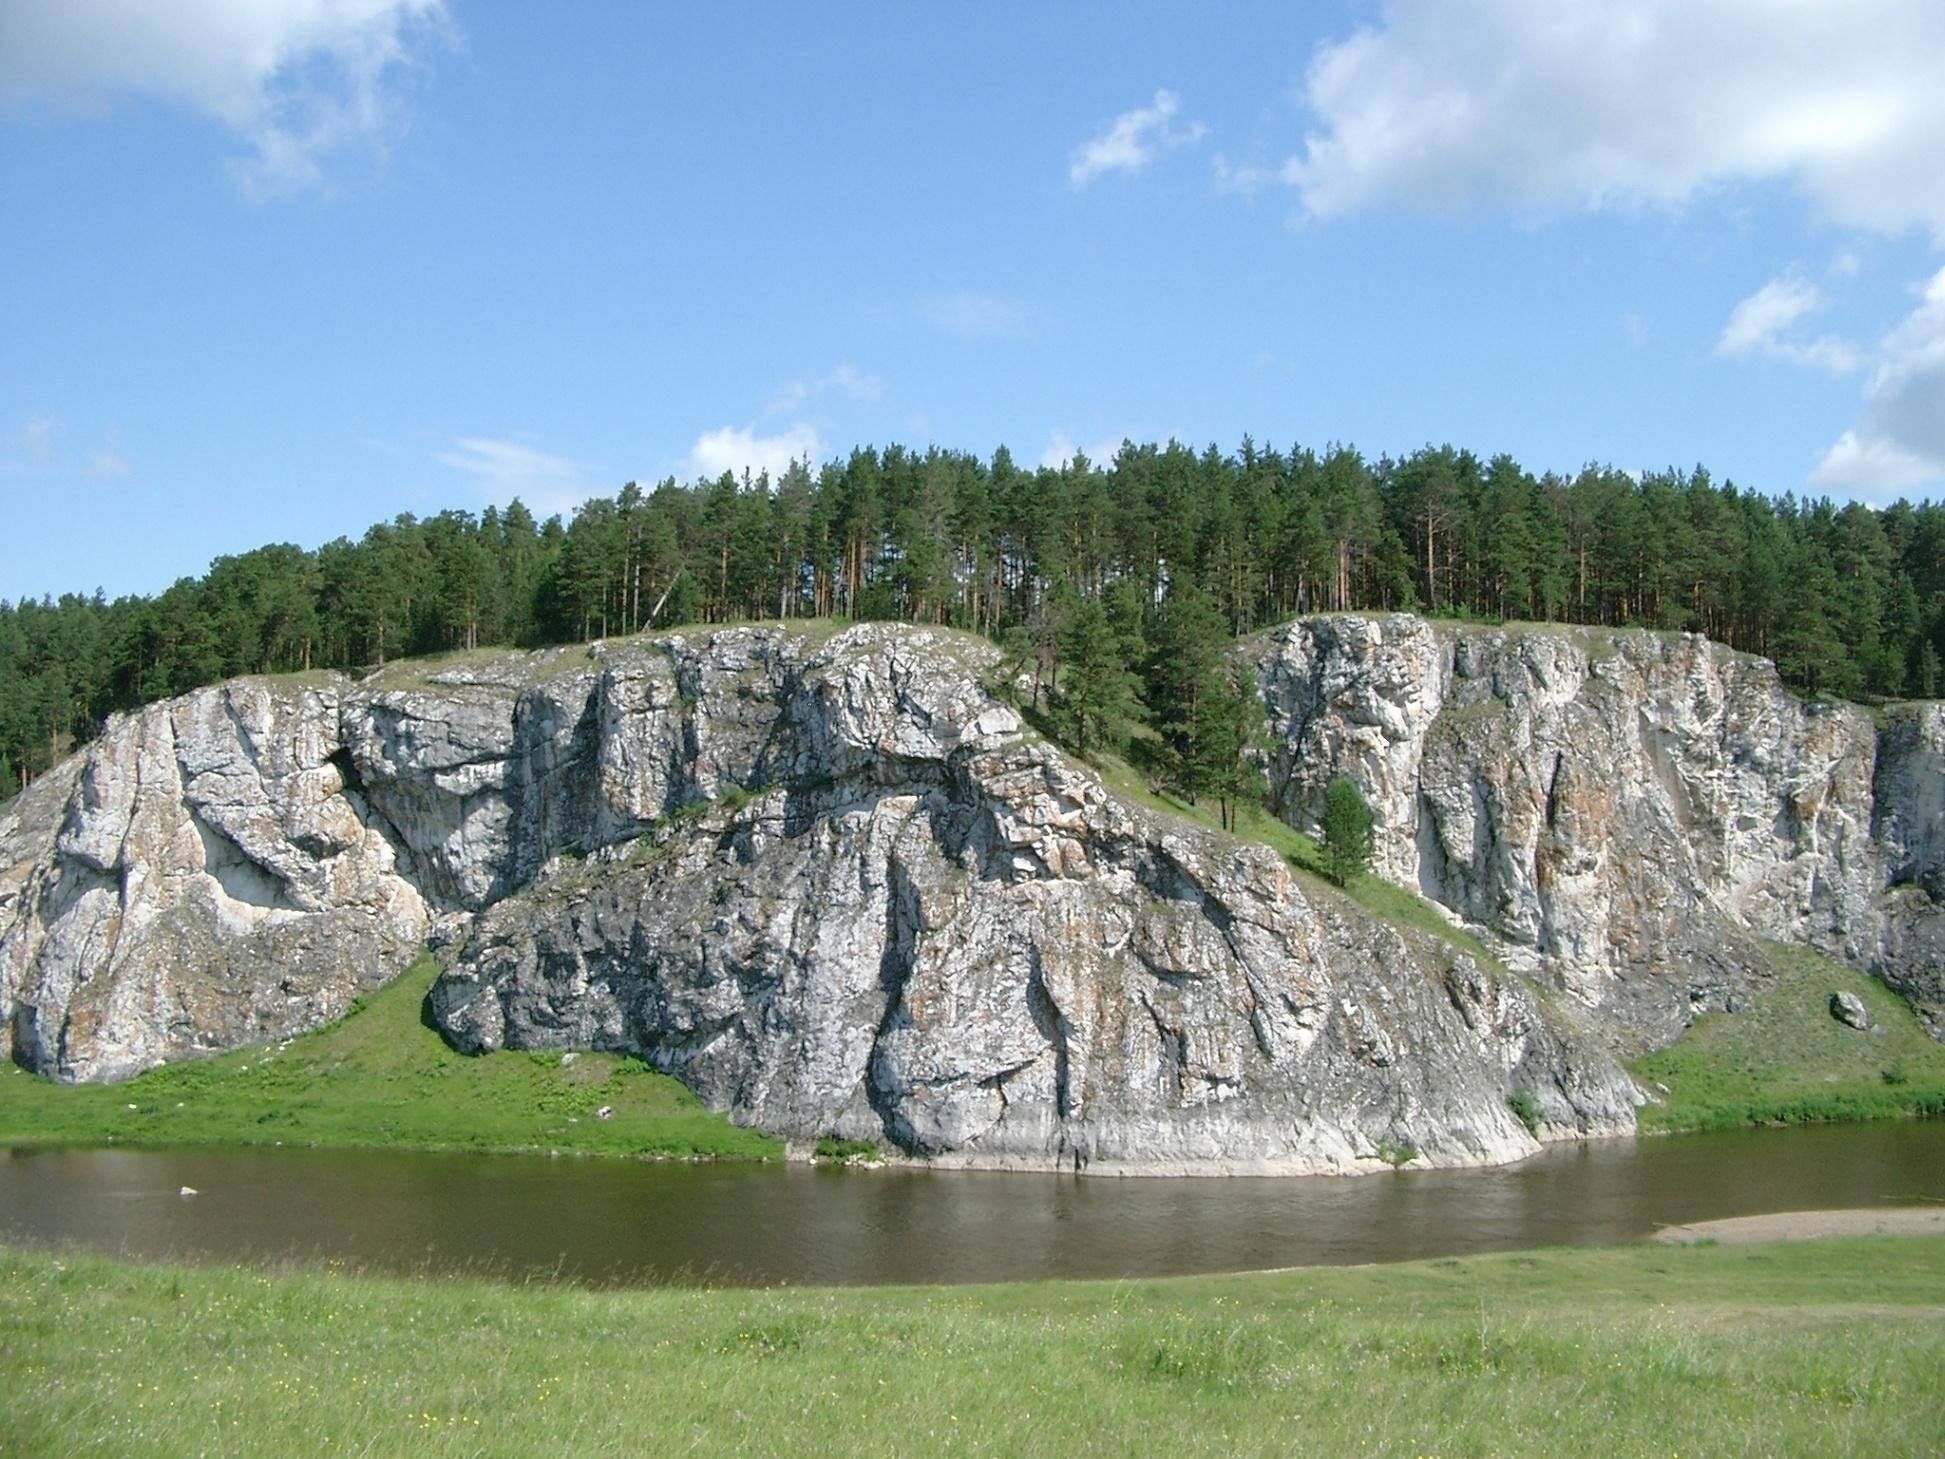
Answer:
[1654,1206,1945,1244]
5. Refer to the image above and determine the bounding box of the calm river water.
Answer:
[3,1121,1941,1287]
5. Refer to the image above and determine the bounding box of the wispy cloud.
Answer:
[767,363,883,416]
[1715,273,1860,374]
[437,436,592,517]
[1211,153,1270,197]
[921,293,1029,341]
[1069,88,1207,188]
[0,0,449,198]
[1,417,131,481]
[686,423,822,484]
[5,417,58,469]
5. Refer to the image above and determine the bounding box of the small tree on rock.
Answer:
[1053,599,1136,757]
[1320,775,1375,886]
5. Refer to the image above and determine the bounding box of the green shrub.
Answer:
[1508,1090,1542,1136]
[813,1136,879,1162]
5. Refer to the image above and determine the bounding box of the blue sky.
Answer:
[4,1,1944,602]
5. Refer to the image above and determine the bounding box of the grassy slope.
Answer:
[4,1237,1941,1457]
[1088,743,1512,977]
[0,957,780,1161]
[1632,944,1945,1132]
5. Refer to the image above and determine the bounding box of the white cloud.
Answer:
[1715,273,1860,373]
[1811,431,1938,496]
[686,423,822,484]
[438,436,592,517]
[766,363,883,415]
[87,449,130,479]
[0,0,448,198]
[921,293,1030,341]
[1282,1,1945,237]
[1718,276,1820,356]
[1812,266,1945,498]
[1038,431,1126,471]
[1069,89,1207,188]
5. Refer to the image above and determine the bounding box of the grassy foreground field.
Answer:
[1632,945,1945,1133]
[2,1237,1941,1457]
[0,957,780,1162]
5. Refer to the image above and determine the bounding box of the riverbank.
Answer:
[4,1235,1940,1457]
[1630,944,1945,1132]
[0,957,781,1163]
[1655,1207,1945,1244]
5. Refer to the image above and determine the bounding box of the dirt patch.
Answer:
[1654,1207,1945,1245]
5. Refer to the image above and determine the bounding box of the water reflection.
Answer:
[3,1121,1940,1288]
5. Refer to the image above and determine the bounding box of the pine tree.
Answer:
[1320,776,1375,886]
[1144,587,1228,802]
[1198,667,1268,831]
[1053,599,1135,757]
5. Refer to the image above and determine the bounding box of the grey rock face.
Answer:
[427,631,1638,1173]
[1,678,429,1081]
[4,614,1937,1170]
[1830,991,1871,1030]
[1251,617,1944,1042]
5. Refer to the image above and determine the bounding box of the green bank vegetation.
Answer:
[4,1236,1941,1457]
[1633,944,1945,1132]
[0,956,780,1162]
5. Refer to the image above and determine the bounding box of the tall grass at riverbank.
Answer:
[1632,944,1945,1132]
[0,957,780,1161]
[3,1236,1941,1457]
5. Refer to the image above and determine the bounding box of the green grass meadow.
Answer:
[1632,945,1945,1133]
[0,956,780,1162]
[3,1236,1941,1457]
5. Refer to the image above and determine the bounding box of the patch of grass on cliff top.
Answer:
[361,642,594,693]
[6,1238,1943,1459]
[1631,943,1945,1132]
[0,956,780,1162]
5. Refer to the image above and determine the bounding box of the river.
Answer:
[3,1120,1940,1287]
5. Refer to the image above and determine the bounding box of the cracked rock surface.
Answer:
[3,617,1937,1170]
[1251,616,1945,1043]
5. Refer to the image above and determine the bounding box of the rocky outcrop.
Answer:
[1251,616,1945,1042]
[0,678,429,1081]
[3,615,1937,1170]
[426,632,1634,1173]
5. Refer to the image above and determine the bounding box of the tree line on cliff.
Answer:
[4,437,1943,798]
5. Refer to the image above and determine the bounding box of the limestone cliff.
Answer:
[1250,616,1945,1043]
[2,616,1938,1172]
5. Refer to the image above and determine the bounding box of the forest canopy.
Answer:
[4,437,1942,799]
